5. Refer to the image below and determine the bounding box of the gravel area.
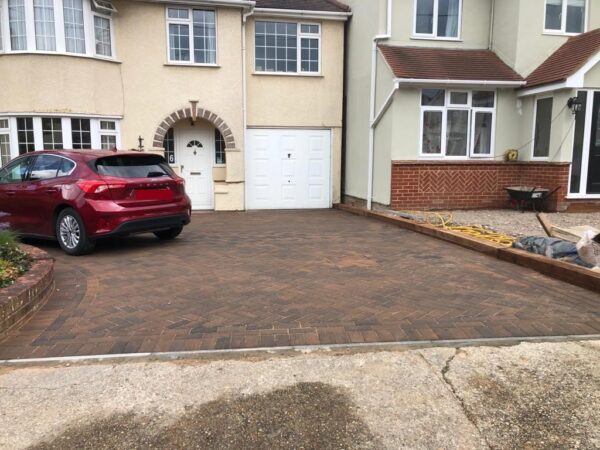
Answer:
[1,341,599,449]
[448,210,600,237]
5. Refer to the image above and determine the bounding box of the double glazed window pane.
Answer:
[17,118,35,154]
[94,16,112,57]
[423,111,442,154]
[437,0,460,38]
[193,10,216,64]
[0,134,11,166]
[255,21,298,73]
[415,0,434,34]
[566,0,585,33]
[421,89,445,106]
[301,37,318,72]
[64,0,86,53]
[533,98,553,158]
[71,118,91,149]
[34,0,56,51]
[446,110,468,156]
[8,0,27,51]
[169,24,190,61]
[472,112,493,155]
[100,135,117,150]
[42,118,63,149]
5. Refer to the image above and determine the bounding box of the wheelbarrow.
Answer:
[505,186,561,212]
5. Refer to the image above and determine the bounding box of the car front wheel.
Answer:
[154,226,183,241]
[56,208,96,256]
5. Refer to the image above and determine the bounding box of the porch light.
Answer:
[567,97,583,114]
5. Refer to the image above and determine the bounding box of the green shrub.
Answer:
[0,231,32,288]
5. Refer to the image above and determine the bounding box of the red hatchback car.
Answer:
[0,150,191,255]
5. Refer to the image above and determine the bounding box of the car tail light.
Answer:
[77,180,127,200]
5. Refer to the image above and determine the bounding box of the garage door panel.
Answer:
[246,128,331,210]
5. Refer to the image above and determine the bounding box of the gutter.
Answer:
[394,78,526,87]
[367,0,392,210]
[140,0,256,7]
[253,8,352,21]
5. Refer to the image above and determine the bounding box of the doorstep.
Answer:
[335,204,600,295]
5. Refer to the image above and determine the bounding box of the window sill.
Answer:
[253,71,323,78]
[418,156,494,160]
[542,31,584,37]
[410,35,462,42]
[164,62,220,68]
[566,194,600,199]
[0,50,121,63]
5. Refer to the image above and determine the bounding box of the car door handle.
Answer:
[45,188,58,194]
[6,191,16,196]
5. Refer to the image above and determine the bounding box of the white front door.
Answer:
[176,125,215,210]
[246,128,331,209]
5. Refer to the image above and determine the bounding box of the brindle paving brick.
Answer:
[0,210,599,359]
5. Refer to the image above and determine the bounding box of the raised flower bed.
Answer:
[0,238,54,342]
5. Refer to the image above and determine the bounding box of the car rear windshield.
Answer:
[93,155,174,178]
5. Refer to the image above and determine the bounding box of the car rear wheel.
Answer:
[56,208,95,256]
[154,226,183,241]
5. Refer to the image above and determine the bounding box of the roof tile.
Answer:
[254,0,350,12]
[526,28,600,88]
[378,45,524,82]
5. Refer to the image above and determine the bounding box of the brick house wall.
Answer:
[390,161,571,211]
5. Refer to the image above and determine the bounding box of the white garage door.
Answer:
[246,128,331,210]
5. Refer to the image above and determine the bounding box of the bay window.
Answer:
[255,21,321,74]
[166,7,216,65]
[0,116,120,159]
[421,89,496,158]
[414,0,461,39]
[545,0,586,34]
[0,0,115,58]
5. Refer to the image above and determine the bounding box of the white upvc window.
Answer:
[544,0,587,35]
[0,119,11,166]
[0,115,121,159]
[166,6,217,65]
[0,0,115,58]
[413,0,462,40]
[255,20,321,75]
[99,119,117,150]
[420,89,496,159]
[532,96,554,159]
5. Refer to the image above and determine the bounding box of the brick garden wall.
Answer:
[390,161,571,211]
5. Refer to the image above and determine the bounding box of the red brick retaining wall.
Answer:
[391,161,571,211]
[0,245,54,342]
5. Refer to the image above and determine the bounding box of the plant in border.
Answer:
[0,230,32,288]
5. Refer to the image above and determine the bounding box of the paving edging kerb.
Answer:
[335,203,600,295]
[0,245,55,342]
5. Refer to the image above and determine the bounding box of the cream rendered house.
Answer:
[343,0,600,211]
[0,0,350,211]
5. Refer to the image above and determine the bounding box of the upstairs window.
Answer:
[414,0,461,39]
[255,21,321,74]
[1,0,115,57]
[545,0,586,34]
[421,89,496,158]
[166,7,216,65]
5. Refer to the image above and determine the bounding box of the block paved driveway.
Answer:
[0,209,599,359]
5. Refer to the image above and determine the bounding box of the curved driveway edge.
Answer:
[0,245,54,342]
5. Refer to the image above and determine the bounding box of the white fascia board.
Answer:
[139,0,256,8]
[253,8,351,21]
[517,81,569,97]
[395,78,526,88]
[518,49,600,97]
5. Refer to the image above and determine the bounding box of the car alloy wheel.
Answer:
[59,215,81,250]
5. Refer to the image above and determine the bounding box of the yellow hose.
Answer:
[397,211,516,247]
